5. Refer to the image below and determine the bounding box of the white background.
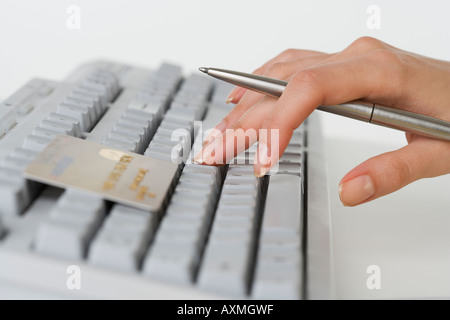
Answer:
[1,0,449,298]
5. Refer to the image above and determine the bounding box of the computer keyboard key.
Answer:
[252,261,302,300]
[18,102,34,115]
[34,189,107,259]
[0,166,42,215]
[58,103,90,132]
[47,113,82,138]
[88,204,156,271]
[214,207,255,222]
[159,214,204,231]
[63,98,95,123]
[103,137,138,152]
[49,206,103,230]
[289,132,304,147]
[0,117,17,131]
[279,153,302,164]
[58,190,106,220]
[129,96,166,121]
[261,174,302,236]
[257,245,301,265]
[208,232,251,246]
[117,118,152,140]
[211,219,254,235]
[284,144,303,155]
[22,134,53,153]
[271,163,302,176]
[198,244,250,296]
[0,181,26,215]
[72,88,105,111]
[74,86,107,109]
[105,204,155,231]
[81,80,113,102]
[153,228,203,250]
[40,119,77,136]
[143,243,199,284]
[112,123,149,145]
[4,155,33,170]
[183,164,221,181]
[67,94,102,119]
[165,203,209,218]
[11,147,39,160]
[88,229,150,272]
[108,131,142,150]
[32,127,67,141]
[34,220,92,260]
[144,150,173,163]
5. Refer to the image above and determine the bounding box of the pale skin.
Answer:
[194,37,450,206]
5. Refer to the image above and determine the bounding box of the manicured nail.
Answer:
[225,87,238,104]
[203,120,227,146]
[257,142,270,166]
[253,142,271,177]
[195,138,222,165]
[338,175,375,206]
[193,150,205,164]
[254,166,270,178]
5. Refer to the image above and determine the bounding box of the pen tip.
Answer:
[198,67,208,74]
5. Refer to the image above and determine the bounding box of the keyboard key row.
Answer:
[0,69,120,216]
[103,109,155,153]
[143,163,222,284]
[128,63,182,124]
[144,73,213,166]
[198,169,263,297]
[253,174,303,299]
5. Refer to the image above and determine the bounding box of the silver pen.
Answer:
[199,67,450,142]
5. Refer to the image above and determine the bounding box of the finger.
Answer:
[227,37,388,106]
[196,96,278,164]
[338,136,450,206]
[226,86,247,104]
[254,51,404,176]
[204,54,331,145]
[227,52,328,104]
[203,93,266,145]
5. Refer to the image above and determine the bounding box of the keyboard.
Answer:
[0,61,332,299]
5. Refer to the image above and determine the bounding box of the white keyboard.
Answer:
[0,61,332,299]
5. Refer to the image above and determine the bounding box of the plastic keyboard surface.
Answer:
[0,61,306,299]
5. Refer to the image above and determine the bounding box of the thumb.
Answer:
[338,136,450,206]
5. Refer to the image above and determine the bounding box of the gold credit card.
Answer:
[24,134,178,212]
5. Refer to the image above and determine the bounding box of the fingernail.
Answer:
[195,138,222,165]
[253,142,271,177]
[257,142,270,166]
[193,150,205,164]
[225,87,237,104]
[202,129,221,146]
[338,175,375,206]
[194,149,215,165]
[203,120,227,146]
[254,166,270,178]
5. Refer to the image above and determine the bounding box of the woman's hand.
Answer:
[194,37,450,206]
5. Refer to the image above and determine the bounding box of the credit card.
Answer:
[24,134,178,212]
